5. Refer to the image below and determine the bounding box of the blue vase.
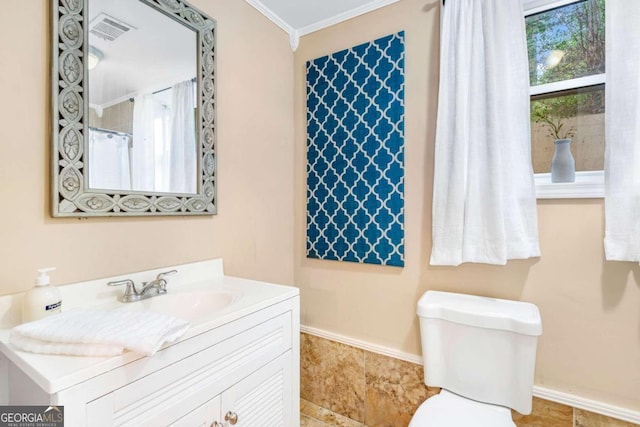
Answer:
[551,138,575,183]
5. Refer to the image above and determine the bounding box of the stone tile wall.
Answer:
[301,333,639,427]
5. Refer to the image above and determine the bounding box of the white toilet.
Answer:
[409,291,543,427]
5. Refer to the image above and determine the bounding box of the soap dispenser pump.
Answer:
[22,267,62,323]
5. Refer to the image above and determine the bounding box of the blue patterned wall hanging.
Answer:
[306,32,405,267]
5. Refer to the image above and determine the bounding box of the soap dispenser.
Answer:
[22,267,62,323]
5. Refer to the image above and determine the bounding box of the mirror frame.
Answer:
[52,0,216,217]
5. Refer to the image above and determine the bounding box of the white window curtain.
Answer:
[430,0,540,266]
[168,79,197,194]
[604,0,640,261]
[88,130,131,191]
[131,93,157,192]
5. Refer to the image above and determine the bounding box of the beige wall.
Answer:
[294,0,640,412]
[0,0,294,293]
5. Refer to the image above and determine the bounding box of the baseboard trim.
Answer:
[301,325,423,364]
[301,325,640,425]
[532,386,640,424]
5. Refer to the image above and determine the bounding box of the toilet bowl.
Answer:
[409,291,542,426]
[409,390,515,427]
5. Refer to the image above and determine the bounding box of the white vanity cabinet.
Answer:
[171,352,292,427]
[0,260,300,427]
[83,302,296,427]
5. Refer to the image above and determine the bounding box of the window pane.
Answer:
[531,85,604,174]
[527,0,605,86]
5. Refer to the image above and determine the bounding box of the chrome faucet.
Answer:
[107,270,177,303]
[140,269,177,298]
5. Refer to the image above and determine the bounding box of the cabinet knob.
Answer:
[210,423,222,427]
[224,411,239,425]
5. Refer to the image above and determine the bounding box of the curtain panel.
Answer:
[604,0,640,261]
[430,0,540,266]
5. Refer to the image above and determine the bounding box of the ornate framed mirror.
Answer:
[52,0,216,216]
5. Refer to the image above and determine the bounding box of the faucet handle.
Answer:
[107,279,135,288]
[156,269,177,281]
[107,279,139,302]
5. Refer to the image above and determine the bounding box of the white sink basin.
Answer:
[115,289,241,322]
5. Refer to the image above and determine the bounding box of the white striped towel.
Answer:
[10,308,190,357]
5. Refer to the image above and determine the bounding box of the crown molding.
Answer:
[245,0,399,51]
[289,29,300,51]
[244,0,299,50]
[296,0,399,36]
[245,0,294,34]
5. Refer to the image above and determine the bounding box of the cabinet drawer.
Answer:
[106,312,291,426]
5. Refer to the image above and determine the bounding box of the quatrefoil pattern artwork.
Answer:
[306,32,405,267]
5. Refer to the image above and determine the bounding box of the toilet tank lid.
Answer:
[417,291,542,336]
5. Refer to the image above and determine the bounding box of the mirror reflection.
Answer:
[87,0,198,194]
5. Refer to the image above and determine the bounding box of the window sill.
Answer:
[535,170,604,199]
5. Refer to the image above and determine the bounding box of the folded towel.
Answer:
[10,334,125,356]
[10,308,190,357]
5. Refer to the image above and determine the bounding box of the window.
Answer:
[525,0,605,198]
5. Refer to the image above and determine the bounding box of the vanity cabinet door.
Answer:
[220,350,293,427]
[169,395,221,427]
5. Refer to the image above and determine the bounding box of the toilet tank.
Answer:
[417,291,542,415]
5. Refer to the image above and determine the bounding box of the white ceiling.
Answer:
[245,0,399,50]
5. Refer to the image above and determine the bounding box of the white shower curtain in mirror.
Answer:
[132,93,157,192]
[88,130,131,191]
[169,79,197,194]
[430,0,540,266]
[604,0,640,261]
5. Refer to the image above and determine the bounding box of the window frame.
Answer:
[525,0,605,199]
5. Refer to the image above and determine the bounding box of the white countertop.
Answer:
[0,259,298,394]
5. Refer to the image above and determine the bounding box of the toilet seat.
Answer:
[408,390,516,427]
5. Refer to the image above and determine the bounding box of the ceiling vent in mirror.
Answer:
[89,13,136,42]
